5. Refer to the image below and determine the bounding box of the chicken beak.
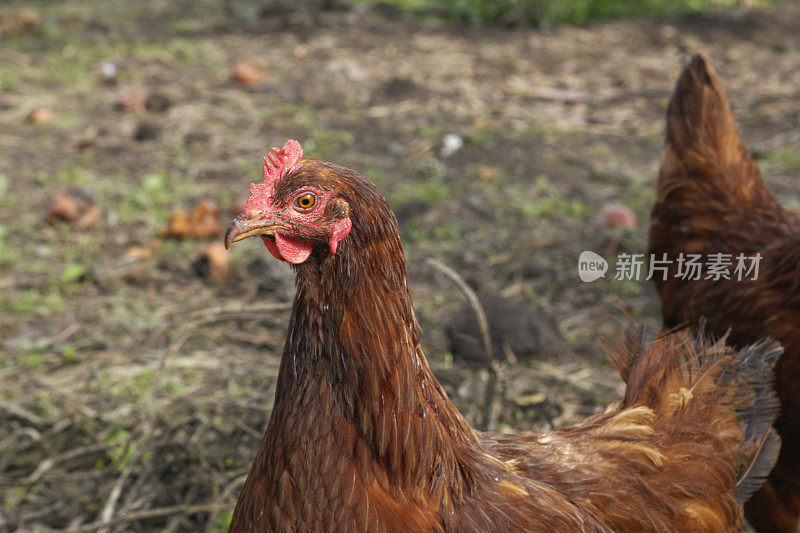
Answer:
[224,216,282,249]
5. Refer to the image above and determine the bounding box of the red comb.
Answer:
[243,139,304,215]
[262,139,303,187]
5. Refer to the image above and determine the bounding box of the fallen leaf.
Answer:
[159,212,191,239]
[124,245,154,263]
[293,45,308,58]
[159,199,224,239]
[116,87,147,111]
[47,189,101,229]
[478,166,496,182]
[194,242,230,282]
[0,8,40,38]
[513,392,546,406]
[27,108,53,124]
[231,57,267,87]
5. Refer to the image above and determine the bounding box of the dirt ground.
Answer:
[1,0,799,530]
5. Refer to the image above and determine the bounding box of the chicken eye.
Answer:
[295,193,316,210]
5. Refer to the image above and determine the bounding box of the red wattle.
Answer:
[263,236,284,261]
[263,232,313,264]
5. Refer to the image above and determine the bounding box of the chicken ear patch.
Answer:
[329,217,352,254]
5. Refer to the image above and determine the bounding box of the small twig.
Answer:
[146,302,292,350]
[65,503,218,533]
[167,310,285,355]
[96,434,150,533]
[27,442,108,484]
[0,428,33,457]
[501,341,518,366]
[0,398,47,428]
[164,484,201,533]
[0,427,43,471]
[186,301,293,319]
[483,360,504,432]
[527,86,665,104]
[234,419,264,440]
[426,258,501,431]
[0,503,67,531]
[204,472,249,533]
[426,259,492,360]
[365,98,418,119]
[53,322,82,344]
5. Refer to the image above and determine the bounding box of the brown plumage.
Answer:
[649,54,800,532]
[225,140,779,532]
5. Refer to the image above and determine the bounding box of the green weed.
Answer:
[346,0,773,27]
[213,509,234,532]
[765,146,800,172]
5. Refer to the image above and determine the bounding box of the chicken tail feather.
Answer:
[609,324,781,503]
[736,428,781,503]
[661,53,763,206]
[731,340,783,503]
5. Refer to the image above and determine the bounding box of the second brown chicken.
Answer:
[649,54,800,533]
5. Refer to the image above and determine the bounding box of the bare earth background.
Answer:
[1,1,799,530]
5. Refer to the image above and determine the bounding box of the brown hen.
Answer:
[649,54,800,532]
[225,139,779,532]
